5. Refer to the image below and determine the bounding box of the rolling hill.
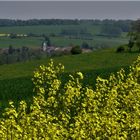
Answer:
[0,48,139,111]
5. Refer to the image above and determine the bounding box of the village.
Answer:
[0,37,93,65]
[41,40,92,55]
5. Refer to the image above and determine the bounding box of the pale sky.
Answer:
[0,1,139,20]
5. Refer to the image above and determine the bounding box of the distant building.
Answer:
[46,46,55,56]
[42,41,47,51]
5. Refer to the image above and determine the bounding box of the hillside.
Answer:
[0,24,128,48]
[0,48,139,110]
[0,48,139,80]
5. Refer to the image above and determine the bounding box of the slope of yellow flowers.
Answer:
[0,57,140,139]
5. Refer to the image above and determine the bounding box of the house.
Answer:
[46,46,56,55]
[42,41,47,51]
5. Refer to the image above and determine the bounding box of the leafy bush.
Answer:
[81,42,89,49]
[0,57,140,139]
[116,46,125,53]
[71,45,82,55]
[9,33,17,39]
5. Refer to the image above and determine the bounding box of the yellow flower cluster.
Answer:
[0,57,140,139]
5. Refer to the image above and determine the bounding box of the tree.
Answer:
[3,52,9,64]
[101,25,122,37]
[43,35,51,46]
[8,45,14,54]
[132,19,140,33]
[128,40,134,52]
[71,45,82,55]
[81,42,89,49]
[21,46,29,61]
[136,35,140,52]
[116,46,125,53]
[9,33,17,39]
[129,19,140,52]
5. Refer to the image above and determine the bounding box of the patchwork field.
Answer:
[0,20,139,139]
[0,24,128,48]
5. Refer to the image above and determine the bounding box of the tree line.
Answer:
[0,19,131,32]
[128,19,140,52]
[116,19,140,53]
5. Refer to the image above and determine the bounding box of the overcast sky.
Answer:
[0,1,139,20]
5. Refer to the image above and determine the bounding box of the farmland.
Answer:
[0,20,138,110]
[0,48,139,111]
[0,24,128,48]
[0,1,140,138]
[0,19,137,111]
[0,18,139,139]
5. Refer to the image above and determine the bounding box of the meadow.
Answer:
[0,22,135,112]
[0,24,128,48]
[0,24,100,35]
[0,22,140,139]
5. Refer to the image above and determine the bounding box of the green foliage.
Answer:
[0,56,140,139]
[43,35,51,46]
[0,77,34,114]
[128,40,135,52]
[135,34,140,52]
[71,45,82,55]
[128,19,140,52]
[9,33,17,39]
[101,25,122,37]
[8,45,15,55]
[116,46,125,53]
[0,23,128,49]
[132,19,140,33]
[81,41,91,49]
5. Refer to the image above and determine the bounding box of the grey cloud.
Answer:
[0,1,139,20]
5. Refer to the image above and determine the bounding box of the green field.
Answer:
[0,36,128,49]
[0,24,128,48]
[0,19,138,139]
[0,48,139,111]
[0,25,100,35]
[51,36,128,47]
[0,37,43,48]
[0,23,135,112]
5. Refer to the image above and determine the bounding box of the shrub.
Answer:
[0,57,140,139]
[116,46,125,53]
[71,45,82,55]
[9,33,17,39]
[81,42,89,49]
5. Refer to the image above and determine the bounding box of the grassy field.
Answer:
[0,24,128,48]
[51,36,128,47]
[0,37,43,48]
[0,36,128,49]
[0,24,134,113]
[0,48,139,111]
[0,25,62,35]
[0,48,139,80]
[0,24,100,35]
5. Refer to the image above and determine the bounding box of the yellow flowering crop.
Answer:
[0,57,140,139]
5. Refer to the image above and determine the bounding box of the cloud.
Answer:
[0,1,139,20]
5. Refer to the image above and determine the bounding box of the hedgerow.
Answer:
[0,57,140,139]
